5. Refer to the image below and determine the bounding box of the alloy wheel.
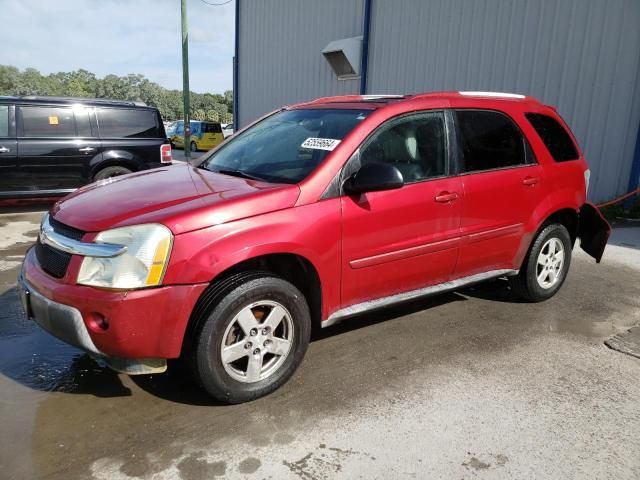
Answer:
[536,237,565,289]
[220,300,294,383]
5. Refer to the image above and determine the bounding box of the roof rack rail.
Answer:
[303,94,406,105]
[16,95,147,107]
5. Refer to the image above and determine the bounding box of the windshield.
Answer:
[200,108,370,183]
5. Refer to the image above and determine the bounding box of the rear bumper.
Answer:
[20,247,208,359]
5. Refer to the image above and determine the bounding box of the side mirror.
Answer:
[344,161,404,195]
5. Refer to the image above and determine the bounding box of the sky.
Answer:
[0,0,235,94]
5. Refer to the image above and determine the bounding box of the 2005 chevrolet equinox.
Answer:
[18,92,611,403]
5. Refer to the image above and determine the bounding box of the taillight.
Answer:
[160,144,172,164]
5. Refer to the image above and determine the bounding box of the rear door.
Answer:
[453,109,547,277]
[0,104,19,194]
[341,110,463,307]
[17,104,100,191]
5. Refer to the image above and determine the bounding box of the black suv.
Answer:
[0,96,171,199]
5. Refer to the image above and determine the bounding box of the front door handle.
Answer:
[522,176,540,186]
[78,147,96,153]
[0,146,10,153]
[435,191,459,203]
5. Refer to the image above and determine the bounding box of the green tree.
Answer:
[0,65,231,122]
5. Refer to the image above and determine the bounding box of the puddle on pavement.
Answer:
[0,287,116,393]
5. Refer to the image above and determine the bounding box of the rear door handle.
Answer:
[435,191,459,203]
[78,147,96,153]
[0,146,10,153]
[522,176,540,186]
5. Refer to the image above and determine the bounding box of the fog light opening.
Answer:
[88,313,109,332]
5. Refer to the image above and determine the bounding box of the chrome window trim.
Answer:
[40,214,127,258]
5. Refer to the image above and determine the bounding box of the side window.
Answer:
[97,108,159,138]
[525,113,579,162]
[456,110,527,173]
[0,106,8,137]
[20,106,76,137]
[360,111,447,183]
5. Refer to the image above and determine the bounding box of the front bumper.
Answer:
[18,273,103,356]
[20,247,208,360]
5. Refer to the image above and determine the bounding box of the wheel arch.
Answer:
[90,151,141,179]
[540,208,579,246]
[516,204,579,269]
[181,252,323,356]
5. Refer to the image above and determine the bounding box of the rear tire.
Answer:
[509,223,572,302]
[190,141,198,152]
[93,165,132,181]
[187,272,311,404]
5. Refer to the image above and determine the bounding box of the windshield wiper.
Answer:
[215,169,267,182]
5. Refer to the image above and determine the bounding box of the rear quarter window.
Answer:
[97,108,160,138]
[525,113,579,162]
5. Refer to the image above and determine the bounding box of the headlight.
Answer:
[77,224,173,289]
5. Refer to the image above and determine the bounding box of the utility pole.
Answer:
[181,0,191,160]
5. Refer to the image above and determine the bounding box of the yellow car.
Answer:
[171,121,224,152]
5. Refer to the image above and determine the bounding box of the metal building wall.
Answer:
[237,0,640,202]
[366,0,640,202]
[237,0,362,127]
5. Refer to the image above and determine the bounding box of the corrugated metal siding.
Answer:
[367,0,640,202]
[238,0,363,127]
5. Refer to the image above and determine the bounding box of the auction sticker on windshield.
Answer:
[301,137,341,151]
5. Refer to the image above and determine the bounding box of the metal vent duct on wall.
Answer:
[322,36,363,79]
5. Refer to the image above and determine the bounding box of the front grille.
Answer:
[49,216,84,241]
[36,217,86,279]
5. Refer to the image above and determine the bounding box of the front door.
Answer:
[341,110,462,308]
[17,105,100,191]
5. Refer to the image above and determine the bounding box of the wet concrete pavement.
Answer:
[0,210,639,480]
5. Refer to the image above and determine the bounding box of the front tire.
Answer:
[188,272,311,404]
[509,223,572,302]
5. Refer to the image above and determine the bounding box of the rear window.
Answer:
[525,113,578,162]
[97,108,160,138]
[204,122,222,133]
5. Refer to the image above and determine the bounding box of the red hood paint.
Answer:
[51,164,301,234]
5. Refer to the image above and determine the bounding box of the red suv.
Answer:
[18,92,610,403]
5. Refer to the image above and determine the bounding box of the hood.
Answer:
[52,163,301,234]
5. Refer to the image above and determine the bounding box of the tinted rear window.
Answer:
[97,108,160,138]
[525,113,578,162]
[204,122,222,133]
